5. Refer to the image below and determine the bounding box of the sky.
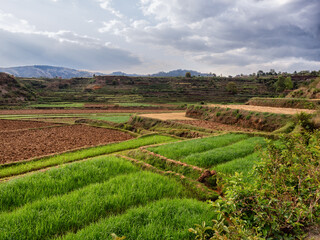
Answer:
[0,0,319,75]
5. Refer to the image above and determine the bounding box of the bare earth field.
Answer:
[139,112,194,120]
[209,104,316,115]
[0,109,174,115]
[175,120,256,132]
[0,124,134,164]
[0,119,58,132]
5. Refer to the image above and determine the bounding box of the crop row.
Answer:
[0,134,177,178]
[60,198,216,240]
[0,170,188,240]
[183,137,266,168]
[0,156,138,213]
[149,133,249,160]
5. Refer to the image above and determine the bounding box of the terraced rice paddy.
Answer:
[148,133,266,171]
[0,156,214,240]
[0,109,270,239]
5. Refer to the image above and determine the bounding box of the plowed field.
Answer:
[175,120,256,132]
[0,124,134,164]
[0,119,58,132]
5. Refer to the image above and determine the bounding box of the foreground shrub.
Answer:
[190,131,320,239]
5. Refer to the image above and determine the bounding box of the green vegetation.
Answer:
[274,75,293,92]
[117,102,159,107]
[28,102,84,108]
[61,198,217,240]
[0,156,139,213]
[0,134,178,178]
[248,97,320,110]
[186,105,290,131]
[0,172,188,240]
[191,131,320,239]
[226,82,238,94]
[214,152,260,176]
[183,137,266,168]
[149,134,249,160]
[89,115,131,123]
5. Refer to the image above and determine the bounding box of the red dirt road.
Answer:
[0,124,134,164]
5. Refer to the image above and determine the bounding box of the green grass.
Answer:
[0,156,139,213]
[89,115,131,123]
[149,134,249,160]
[60,198,217,240]
[214,152,261,176]
[0,134,178,178]
[183,137,266,168]
[117,102,159,107]
[0,171,188,240]
[28,102,84,108]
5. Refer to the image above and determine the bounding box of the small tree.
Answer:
[185,72,191,78]
[226,82,238,94]
[274,76,293,92]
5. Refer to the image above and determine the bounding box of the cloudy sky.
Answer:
[0,0,319,75]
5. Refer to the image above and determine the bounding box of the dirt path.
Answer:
[139,112,194,121]
[209,104,316,115]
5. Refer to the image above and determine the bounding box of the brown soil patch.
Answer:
[0,119,59,132]
[209,104,316,115]
[0,124,134,164]
[29,118,81,124]
[0,109,175,115]
[175,120,256,132]
[139,112,194,121]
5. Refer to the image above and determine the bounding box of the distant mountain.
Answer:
[0,65,210,78]
[110,69,210,77]
[0,65,104,79]
[110,71,140,77]
[151,69,209,77]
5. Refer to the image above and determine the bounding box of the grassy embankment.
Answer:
[0,134,178,178]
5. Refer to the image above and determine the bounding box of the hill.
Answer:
[0,65,210,78]
[0,65,103,79]
[0,72,36,104]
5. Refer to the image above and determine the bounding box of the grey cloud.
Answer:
[0,29,141,70]
[132,0,320,67]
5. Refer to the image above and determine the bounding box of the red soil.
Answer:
[0,119,59,132]
[0,124,134,164]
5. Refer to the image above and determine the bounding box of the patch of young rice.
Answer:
[214,151,261,175]
[60,198,217,240]
[89,115,131,123]
[0,156,139,213]
[183,137,266,168]
[0,134,177,178]
[149,133,249,160]
[0,172,187,240]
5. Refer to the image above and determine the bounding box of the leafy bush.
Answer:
[191,131,320,239]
